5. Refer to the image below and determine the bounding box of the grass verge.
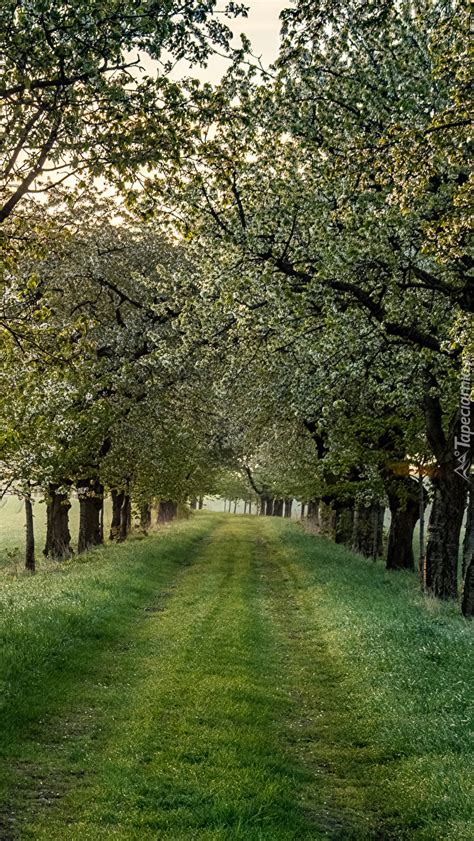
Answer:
[0,514,472,840]
[268,520,473,840]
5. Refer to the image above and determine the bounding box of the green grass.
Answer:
[0,514,472,840]
[272,524,473,839]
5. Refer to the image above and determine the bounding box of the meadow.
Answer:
[0,513,472,840]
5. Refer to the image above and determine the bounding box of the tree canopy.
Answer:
[0,0,472,613]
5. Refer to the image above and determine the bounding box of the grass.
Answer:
[272,523,473,839]
[0,513,472,840]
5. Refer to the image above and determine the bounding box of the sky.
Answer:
[171,0,289,83]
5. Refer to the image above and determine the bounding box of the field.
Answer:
[0,513,472,840]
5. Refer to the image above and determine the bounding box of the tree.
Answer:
[142,0,471,602]
[0,0,247,224]
[1,193,248,557]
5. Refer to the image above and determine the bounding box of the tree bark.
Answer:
[284,498,293,518]
[261,494,273,516]
[386,493,418,570]
[44,482,72,560]
[140,502,152,533]
[109,489,125,541]
[425,465,466,599]
[374,505,385,559]
[118,493,131,542]
[423,386,469,600]
[127,496,132,532]
[461,557,474,617]
[273,498,284,516]
[99,501,104,544]
[190,497,198,510]
[385,477,424,570]
[300,502,306,519]
[352,503,383,558]
[198,496,204,510]
[462,488,473,579]
[419,473,426,587]
[25,493,35,572]
[307,499,320,527]
[334,504,354,546]
[157,499,177,524]
[77,479,104,554]
[319,500,334,537]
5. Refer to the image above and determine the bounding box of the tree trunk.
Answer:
[386,500,417,570]
[300,502,306,519]
[319,500,334,537]
[44,483,72,560]
[385,477,424,570]
[77,479,104,554]
[261,494,273,516]
[423,388,469,600]
[99,501,104,543]
[118,493,131,542]
[109,489,125,541]
[307,499,320,527]
[425,465,466,599]
[352,503,383,558]
[374,505,385,559]
[190,497,198,510]
[233,499,238,513]
[273,498,284,517]
[419,473,426,587]
[25,493,35,572]
[157,499,177,524]
[157,499,169,523]
[284,498,293,518]
[198,496,204,510]
[140,502,152,533]
[334,504,354,546]
[461,557,474,617]
[462,489,473,579]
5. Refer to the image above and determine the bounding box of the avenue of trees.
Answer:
[0,1,472,615]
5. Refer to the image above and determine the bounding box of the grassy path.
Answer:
[0,514,472,840]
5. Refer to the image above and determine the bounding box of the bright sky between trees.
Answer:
[171,0,288,82]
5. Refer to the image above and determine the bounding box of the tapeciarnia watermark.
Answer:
[454,359,472,483]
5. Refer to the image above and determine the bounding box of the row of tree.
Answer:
[142,0,473,613]
[0,1,472,614]
[1,200,235,568]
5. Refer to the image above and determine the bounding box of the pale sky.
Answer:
[170,0,289,83]
[218,0,288,69]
